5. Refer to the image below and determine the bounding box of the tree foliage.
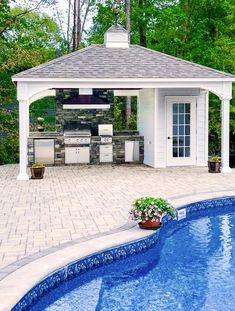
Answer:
[0,2,65,164]
[0,0,235,165]
[89,0,235,153]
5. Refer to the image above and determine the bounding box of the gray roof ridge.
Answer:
[132,44,235,78]
[13,44,102,78]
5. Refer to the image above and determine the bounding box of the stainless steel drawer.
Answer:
[100,153,113,163]
[100,144,113,154]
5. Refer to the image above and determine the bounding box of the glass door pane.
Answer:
[172,103,191,158]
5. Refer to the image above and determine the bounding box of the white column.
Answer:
[221,98,232,173]
[196,90,208,166]
[17,100,29,180]
[26,101,30,137]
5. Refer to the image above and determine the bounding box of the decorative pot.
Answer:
[31,167,45,179]
[37,126,44,132]
[139,218,161,230]
[208,161,221,173]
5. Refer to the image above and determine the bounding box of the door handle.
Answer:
[167,137,171,139]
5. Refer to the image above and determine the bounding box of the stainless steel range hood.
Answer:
[63,95,110,110]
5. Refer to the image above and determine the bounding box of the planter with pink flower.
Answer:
[130,197,174,230]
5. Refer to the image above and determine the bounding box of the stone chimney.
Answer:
[104,24,129,48]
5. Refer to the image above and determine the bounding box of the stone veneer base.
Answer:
[11,196,235,311]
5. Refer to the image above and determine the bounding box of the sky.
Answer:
[12,0,94,38]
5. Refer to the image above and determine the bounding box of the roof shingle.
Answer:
[13,44,235,80]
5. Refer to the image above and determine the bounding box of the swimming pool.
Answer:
[13,197,235,311]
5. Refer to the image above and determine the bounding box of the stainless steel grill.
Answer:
[64,129,91,145]
[64,129,91,137]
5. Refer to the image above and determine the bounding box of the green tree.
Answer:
[0,6,65,164]
[0,6,66,102]
[89,0,235,153]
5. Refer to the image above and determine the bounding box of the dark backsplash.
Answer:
[56,89,114,135]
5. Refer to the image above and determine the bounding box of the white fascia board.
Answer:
[12,77,235,82]
[114,90,139,96]
[16,79,234,101]
[63,104,110,109]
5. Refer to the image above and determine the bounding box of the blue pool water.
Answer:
[32,208,235,311]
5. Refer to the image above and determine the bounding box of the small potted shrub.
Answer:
[37,117,45,132]
[130,197,174,230]
[208,155,221,173]
[31,163,45,179]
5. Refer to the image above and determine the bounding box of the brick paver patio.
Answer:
[0,164,234,272]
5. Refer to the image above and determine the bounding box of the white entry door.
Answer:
[166,96,197,166]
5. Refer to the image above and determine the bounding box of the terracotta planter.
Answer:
[31,167,45,179]
[208,161,221,173]
[139,218,161,230]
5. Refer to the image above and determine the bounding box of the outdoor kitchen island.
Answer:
[28,131,144,166]
[27,89,144,167]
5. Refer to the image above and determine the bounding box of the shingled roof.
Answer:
[13,41,235,80]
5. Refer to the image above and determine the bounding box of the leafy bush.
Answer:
[0,104,19,164]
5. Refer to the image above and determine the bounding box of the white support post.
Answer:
[26,101,30,137]
[17,100,29,180]
[221,98,232,173]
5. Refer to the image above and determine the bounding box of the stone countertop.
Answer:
[91,135,144,139]
[29,132,61,138]
[29,132,144,140]
[112,135,144,139]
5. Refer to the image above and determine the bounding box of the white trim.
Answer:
[221,98,232,173]
[16,81,233,102]
[13,77,235,82]
[29,89,56,104]
[154,89,158,168]
[204,91,209,165]
[18,100,30,181]
[79,88,93,95]
[114,90,139,96]
[63,104,110,109]
[166,96,197,166]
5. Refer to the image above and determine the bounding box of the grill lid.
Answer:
[64,129,91,137]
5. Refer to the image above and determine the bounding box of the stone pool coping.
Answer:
[0,225,155,311]
[1,195,235,311]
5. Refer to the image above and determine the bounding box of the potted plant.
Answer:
[208,155,221,173]
[37,117,45,132]
[31,163,45,179]
[130,197,174,230]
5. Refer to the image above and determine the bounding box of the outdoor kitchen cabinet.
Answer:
[125,141,140,162]
[65,147,90,164]
[100,144,113,163]
[34,139,55,165]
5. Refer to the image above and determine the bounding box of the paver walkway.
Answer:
[0,164,234,272]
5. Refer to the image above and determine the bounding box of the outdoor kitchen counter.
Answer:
[28,132,144,166]
[29,132,60,138]
[91,134,144,165]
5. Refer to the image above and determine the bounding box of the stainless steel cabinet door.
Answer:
[65,147,90,164]
[65,147,77,164]
[125,141,140,162]
[34,139,54,165]
[77,147,90,163]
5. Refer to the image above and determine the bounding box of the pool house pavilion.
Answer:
[12,24,235,180]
